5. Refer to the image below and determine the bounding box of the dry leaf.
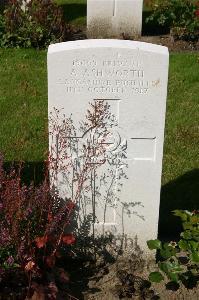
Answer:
[35,236,48,248]
[25,261,35,271]
[62,234,75,245]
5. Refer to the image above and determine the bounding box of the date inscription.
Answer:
[57,58,159,95]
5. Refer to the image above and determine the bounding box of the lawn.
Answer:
[55,0,87,27]
[0,49,47,163]
[163,53,199,184]
[0,49,198,182]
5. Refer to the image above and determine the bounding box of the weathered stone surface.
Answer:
[87,0,143,38]
[48,40,169,253]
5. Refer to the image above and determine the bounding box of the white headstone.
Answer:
[87,0,143,39]
[48,40,169,253]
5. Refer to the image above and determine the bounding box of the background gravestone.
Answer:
[87,0,143,39]
[48,40,169,253]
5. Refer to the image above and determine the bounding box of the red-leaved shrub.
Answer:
[0,153,76,298]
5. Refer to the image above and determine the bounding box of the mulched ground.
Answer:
[1,253,198,300]
[138,35,199,52]
[72,30,199,52]
[81,255,199,300]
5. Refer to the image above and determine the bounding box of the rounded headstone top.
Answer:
[48,40,168,56]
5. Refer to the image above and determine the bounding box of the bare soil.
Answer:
[73,31,199,52]
[0,253,198,300]
[79,254,199,300]
[138,35,199,52]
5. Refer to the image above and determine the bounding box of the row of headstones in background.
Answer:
[87,0,143,39]
[48,40,169,254]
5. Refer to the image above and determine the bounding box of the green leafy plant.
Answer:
[146,0,199,41]
[147,210,199,286]
[1,0,74,49]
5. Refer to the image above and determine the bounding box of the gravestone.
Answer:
[87,0,143,39]
[48,40,169,253]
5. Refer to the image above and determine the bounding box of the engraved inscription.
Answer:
[57,56,160,95]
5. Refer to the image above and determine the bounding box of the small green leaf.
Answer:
[147,239,162,250]
[168,272,179,283]
[183,222,193,230]
[189,241,199,251]
[160,248,173,259]
[149,272,164,283]
[179,239,189,251]
[188,230,199,241]
[190,215,199,224]
[181,231,192,240]
[159,243,176,259]
[172,210,190,221]
[159,262,169,273]
[190,252,199,263]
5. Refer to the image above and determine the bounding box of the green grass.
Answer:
[0,49,47,162]
[159,53,199,235]
[0,50,198,185]
[55,0,87,27]
[162,53,199,185]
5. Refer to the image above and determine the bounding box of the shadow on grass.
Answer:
[61,3,86,23]
[158,169,199,240]
[3,161,46,186]
[142,11,170,36]
[3,162,198,240]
